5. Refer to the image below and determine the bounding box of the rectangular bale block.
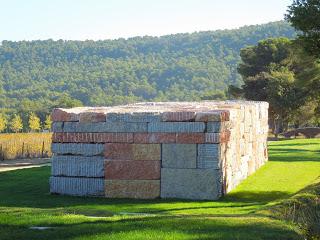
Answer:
[51,156,105,177]
[51,122,64,132]
[197,144,221,169]
[198,144,220,158]
[148,122,205,133]
[105,160,160,180]
[195,110,230,122]
[204,133,221,143]
[197,156,220,169]
[160,168,222,200]
[106,112,161,122]
[162,144,197,168]
[161,112,196,122]
[133,133,176,143]
[52,132,64,142]
[175,133,204,143]
[50,101,269,199]
[62,122,148,133]
[51,108,79,122]
[52,132,133,143]
[104,143,161,160]
[51,143,104,156]
[206,122,224,132]
[105,180,160,199]
[79,112,106,122]
[50,177,104,196]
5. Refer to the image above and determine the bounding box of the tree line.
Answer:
[0,113,52,133]
[229,0,320,135]
[0,21,295,119]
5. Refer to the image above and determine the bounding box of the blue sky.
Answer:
[0,0,292,41]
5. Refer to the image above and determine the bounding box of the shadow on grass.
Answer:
[269,148,318,153]
[224,191,291,203]
[0,167,290,213]
[0,214,302,240]
[268,141,320,147]
[268,145,320,162]
[269,155,320,162]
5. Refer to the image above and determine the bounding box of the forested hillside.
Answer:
[0,21,295,118]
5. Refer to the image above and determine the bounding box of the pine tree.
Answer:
[0,114,7,132]
[44,115,52,131]
[28,112,41,132]
[10,114,23,133]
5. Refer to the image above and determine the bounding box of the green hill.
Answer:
[0,21,295,116]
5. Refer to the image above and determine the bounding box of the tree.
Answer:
[266,68,306,133]
[200,90,226,100]
[55,95,83,108]
[286,0,320,58]
[0,114,7,133]
[238,38,294,79]
[285,1,320,120]
[10,115,23,133]
[229,38,311,135]
[291,100,320,127]
[43,115,52,131]
[293,47,320,111]
[28,112,41,132]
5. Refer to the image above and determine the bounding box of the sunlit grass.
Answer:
[0,138,319,239]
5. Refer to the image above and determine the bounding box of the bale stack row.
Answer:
[50,101,268,200]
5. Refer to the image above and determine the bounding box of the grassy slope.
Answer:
[270,178,320,239]
[0,139,319,240]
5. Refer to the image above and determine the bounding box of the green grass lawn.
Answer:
[0,139,319,240]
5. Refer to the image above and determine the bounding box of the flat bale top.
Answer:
[51,101,268,122]
[55,101,268,113]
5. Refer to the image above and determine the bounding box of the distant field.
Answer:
[0,133,52,160]
[0,139,319,239]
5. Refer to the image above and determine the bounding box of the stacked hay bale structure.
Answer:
[50,101,268,200]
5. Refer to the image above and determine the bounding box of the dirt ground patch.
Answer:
[0,158,51,172]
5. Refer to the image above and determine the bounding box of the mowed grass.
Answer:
[0,139,319,240]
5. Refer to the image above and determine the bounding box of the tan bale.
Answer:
[104,143,161,160]
[105,180,160,199]
[176,133,204,143]
[195,110,230,122]
[79,112,106,122]
[105,160,161,180]
[133,133,176,143]
[51,108,79,122]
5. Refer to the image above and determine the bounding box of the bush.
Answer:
[271,179,320,239]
